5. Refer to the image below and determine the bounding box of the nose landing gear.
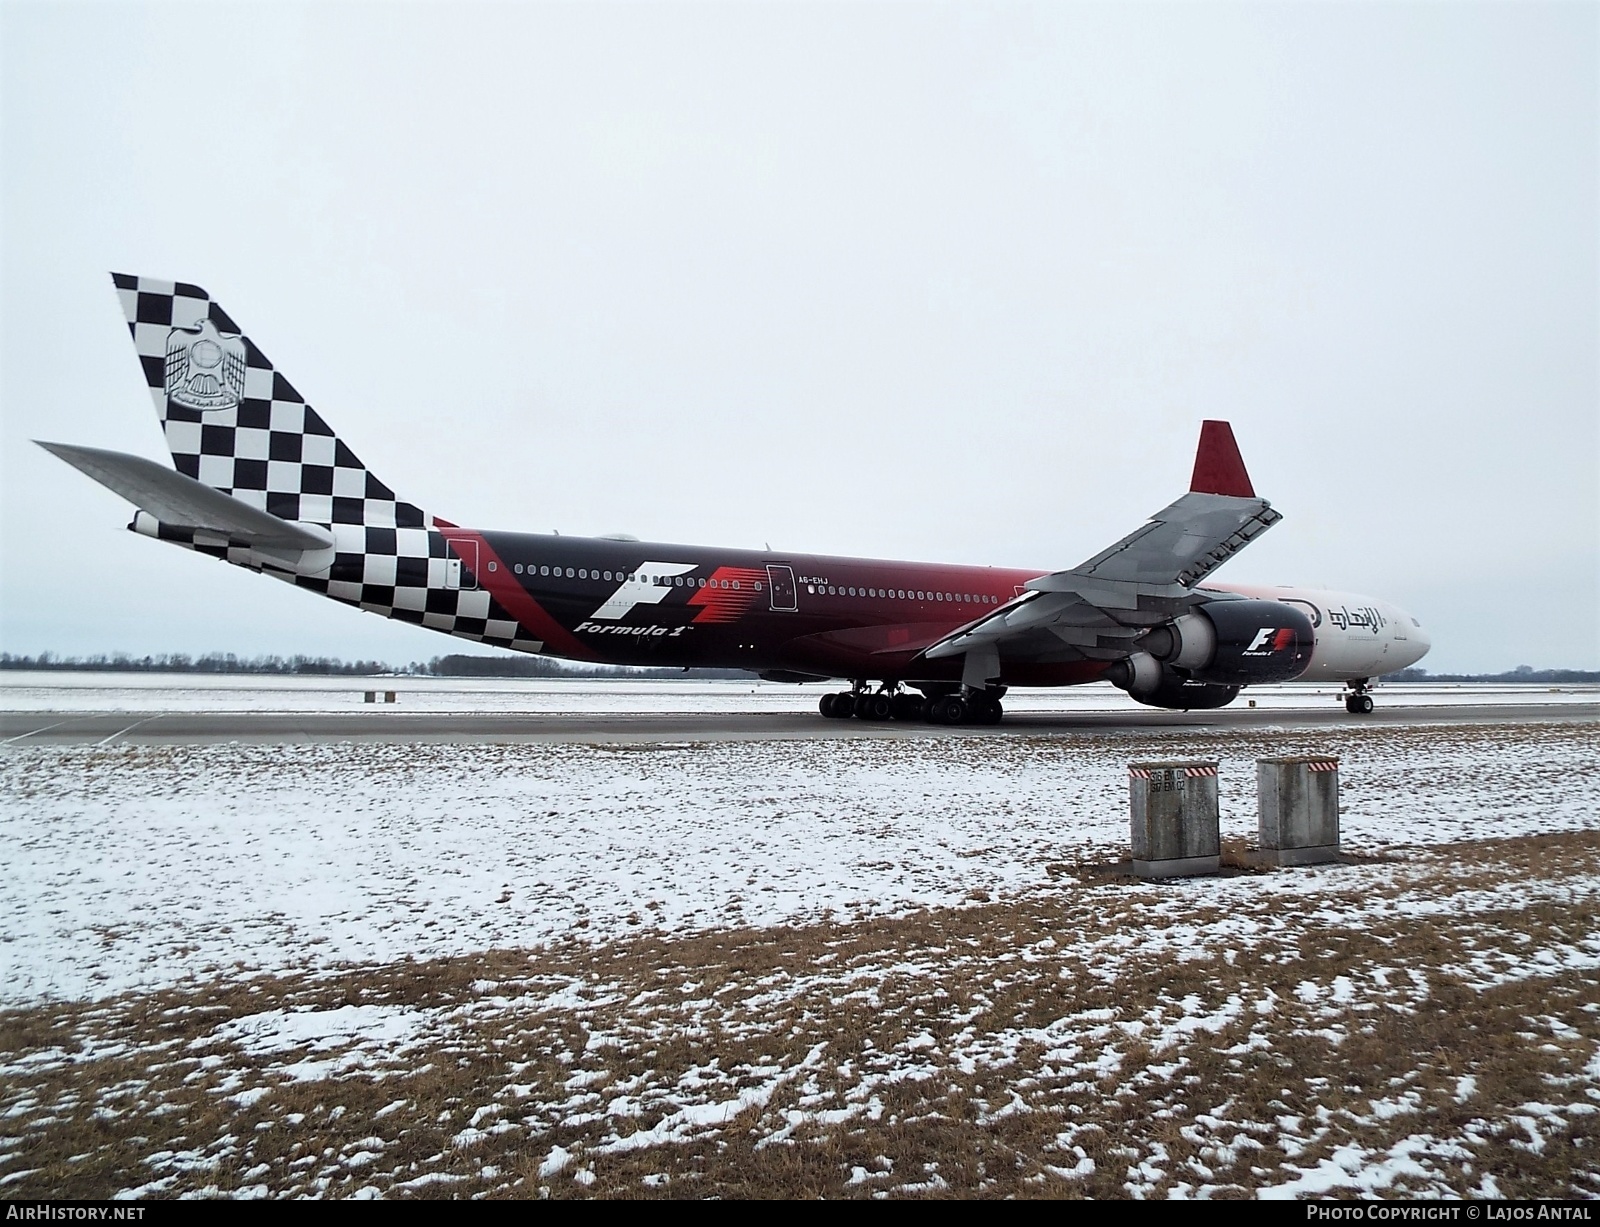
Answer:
[1343,679,1375,715]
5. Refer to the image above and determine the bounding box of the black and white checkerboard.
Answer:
[114,274,542,654]
[113,273,425,530]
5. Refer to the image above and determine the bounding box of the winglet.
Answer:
[1189,420,1255,498]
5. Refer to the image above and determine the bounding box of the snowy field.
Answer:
[2,670,1595,714]
[2,714,1597,1198]
[2,722,1595,1004]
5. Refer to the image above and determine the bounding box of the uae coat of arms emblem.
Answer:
[164,317,247,412]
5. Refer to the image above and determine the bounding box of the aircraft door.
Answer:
[446,539,479,590]
[766,564,798,612]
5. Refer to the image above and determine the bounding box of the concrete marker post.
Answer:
[1257,755,1340,866]
[1129,760,1221,878]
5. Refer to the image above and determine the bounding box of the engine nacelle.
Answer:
[1105,652,1241,710]
[1138,598,1314,686]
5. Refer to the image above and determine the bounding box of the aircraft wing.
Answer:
[921,422,1281,674]
[37,441,334,552]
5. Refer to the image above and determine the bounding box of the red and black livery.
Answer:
[41,274,1345,725]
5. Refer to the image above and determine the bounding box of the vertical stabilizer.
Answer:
[110,273,427,529]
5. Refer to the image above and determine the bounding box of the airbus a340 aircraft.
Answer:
[43,274,1430,721]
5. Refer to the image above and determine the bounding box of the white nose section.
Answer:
[1393,607,1431,669]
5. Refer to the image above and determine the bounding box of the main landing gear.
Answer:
[1343,679,1375,715]
[819,685,1004,726]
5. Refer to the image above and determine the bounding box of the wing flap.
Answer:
[920,422,1282,668]
[1052,490,1281,592]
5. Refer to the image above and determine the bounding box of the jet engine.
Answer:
[1106,598,1315,710]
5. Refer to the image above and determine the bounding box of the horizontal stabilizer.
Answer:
[37,441,334,551]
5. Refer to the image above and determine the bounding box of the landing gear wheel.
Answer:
[860,693,893,721]
[1346,694,1374,715]
[971,696,1004,725]
[929,695,967,725]
[824,692,855,719]
[819,693,836,718]
[890,694,924,721]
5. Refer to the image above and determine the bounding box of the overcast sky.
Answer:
[2,1,1595,673]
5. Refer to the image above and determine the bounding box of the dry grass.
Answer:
[3,831,1599,1199]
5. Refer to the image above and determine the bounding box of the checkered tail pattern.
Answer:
[112,273,544,654]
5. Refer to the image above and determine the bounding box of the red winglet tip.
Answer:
[1189,420,1255,498]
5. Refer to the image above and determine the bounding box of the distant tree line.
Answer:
[1382,666,1599,684]
[0,651,753,681]
[419,654,752,681]
[0,652,395,676]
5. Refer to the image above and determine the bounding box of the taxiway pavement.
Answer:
[3,702,1596,746]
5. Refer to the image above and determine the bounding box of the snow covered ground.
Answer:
[2,722,1595,1005]
[2,815,1598,1199]
[1,670,1594,714]
[2,707,1596,1199]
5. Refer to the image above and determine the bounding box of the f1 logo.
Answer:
[1246,627,1296,653]
[591,561,696,621]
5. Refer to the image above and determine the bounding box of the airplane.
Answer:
[40,274,1430,721]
